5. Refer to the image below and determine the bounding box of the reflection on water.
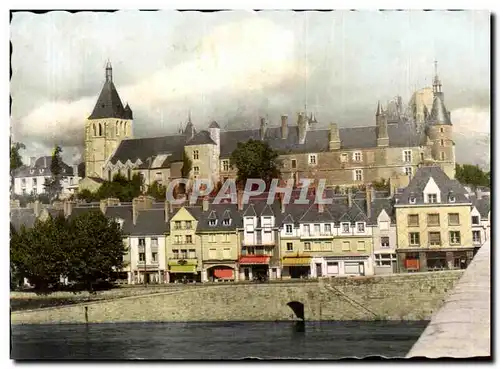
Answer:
[11,320,428,360]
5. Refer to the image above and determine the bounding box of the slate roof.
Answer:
[67,206,102,221]
[88,78,130,120]
[298,204,335,223]
[368,198,396,225]
[427,94,451,126]
[185,130,216,146]
[10,208,36,232]
[470,195,491,219]
[132,208,169,236]
[396,166,470,205]
[105,205,134,234]
[196,204,242,231]
[209,121,220,129]
[13,156,75,178]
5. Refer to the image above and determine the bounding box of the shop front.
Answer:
[320,256,372,277]
[203,264,237,282]
[238,255,270,281]
[398,249,474,273]
[281,255,312,279]
[168,260,200,283]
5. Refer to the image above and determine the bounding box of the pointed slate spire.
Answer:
[428,95,452,125]
[376,101,381,116]
[89,62,127,120]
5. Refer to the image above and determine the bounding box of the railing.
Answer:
[170,256,197,260]
[241,240,276,247]
[171,241,195,245]
[300,232,334,239]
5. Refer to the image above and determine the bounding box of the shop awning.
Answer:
[282,257,311,266]
[169,265,197,273]
[239,255,270,265]
[168,259,197,267]
[213,268,234,279]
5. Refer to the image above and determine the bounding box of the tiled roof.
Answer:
[396,166,470,205]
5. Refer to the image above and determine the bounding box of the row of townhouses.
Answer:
[10,166,490,284]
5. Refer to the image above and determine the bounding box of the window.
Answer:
[404,167,413,177]
[291,159,297,169]
[186,235,193,244]
[449,231,461,245]
[323,242,332,251]
[308,154,317,165]
[429,232,441,246]
[208,248,217,259]
[354,169,363,181]
[152,252,158,262]
[440,127,444,133]
[173,250,179,259]
[340,153,348,163]
[403,150,412,163]
[174,221,182,230]
[409,232,420,246]
[151,237,158,248]
[209,219,217,227]
[440,152,445,161]
[223,233,230,242]
[139,252,145,262]
[188,249,196,258]
[222,248,231,259]
[193,166,200,176]
[379,221,389,231]
[304,224,310,236]
[472,230,481,244]
[448,213,460,226]
[342,241,351,251]
[193,150,199,160]
[185,221,192,229]
[33,188,38,195]
[286,242,293,251]
[427,214,440,226]
[180,249,188,259]
[127,168,132,180]
[33,178,37,186]
[304,242,311,251]
[222,160,230,171]
[427,194,438,203]
[222,219,231,226]
[174,235,182,244]
[285,224,293,234]
[353,152,362,162]
[341,223,350,233]
[440,139,444,146]
[381,237,390,248]
[357,241,366,251]
[375,253,397,267]
[21,178,26,186]
[108,170,112,181]
[472,216,480,225]
[209,234,215,243]
[356,222,365,233]
[420,152,425,161]
[324,224,331,234]
[314,224,320,235]
[155,172,162,182]
[138,238,146,247]
[408,214,419,227]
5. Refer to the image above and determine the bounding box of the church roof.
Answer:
[88,64,129,120]
[185,130,216,146]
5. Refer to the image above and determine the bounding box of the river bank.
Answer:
[11,271,463,324]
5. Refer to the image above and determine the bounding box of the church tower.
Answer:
[84,62,133,178]
[425,61,455,178]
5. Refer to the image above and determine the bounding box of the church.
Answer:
[81,62,456,192]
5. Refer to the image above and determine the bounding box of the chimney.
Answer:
[259,117,268,140]
[329,123,341,150]
[297,112,308,144]
[33,200,42,218]
[281,115,288,139]
[72,164,79,178]
[347,187,353,208]
[132,195,154,225]
[365,185,372,219]
[202,196,209,211]
[279,192,286,213]
[30,157,36,167]
[164,200,170,223]
[237,189,243,211]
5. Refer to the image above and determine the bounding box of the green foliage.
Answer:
[10,141,25,173]
[371,178,389,191]
[455,163,490,189]
[10,211,126,294]
[181,149,193,179]
[230,139,281,184]
[76,173,144,202]
[66,211,126,293]
[11,193,51,207]
[44,145,64,200]
[146,180,167,201]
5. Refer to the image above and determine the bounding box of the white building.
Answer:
[12,156,81,198]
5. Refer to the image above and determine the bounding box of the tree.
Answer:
[455,163,490,189]
[371,178,390,191]
[230,139,281,185]
[10,141,25,192]
[44,145,64,200]
[146,180,167,201]
[66,211,126,293]
[10,215,70,292]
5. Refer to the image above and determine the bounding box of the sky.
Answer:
[10,10,490,165]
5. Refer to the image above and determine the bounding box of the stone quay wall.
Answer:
[11,271,463,325]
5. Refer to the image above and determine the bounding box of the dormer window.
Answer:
[193,150,199,160]
[209,219,217,227]
[341,222,350,234]
[356,222,365,233]
[115,218,124,229]
[409,196,416,204]
[30,169,34,174]
[285,224,293,234]
[427,194,438,203]
[39,169,44,174]
[222,219,231,226]
[448,193,456,203]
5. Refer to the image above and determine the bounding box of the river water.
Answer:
[11,321,427,360]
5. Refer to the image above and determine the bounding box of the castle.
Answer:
[82,62,455,191]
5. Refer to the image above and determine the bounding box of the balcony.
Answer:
[241,239,276,247]
[136,260,159,270]
[172,241,195,245]
[300,232,334,239]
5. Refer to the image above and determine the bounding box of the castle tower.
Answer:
[425,61,455,178]
[84,62,133,178]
